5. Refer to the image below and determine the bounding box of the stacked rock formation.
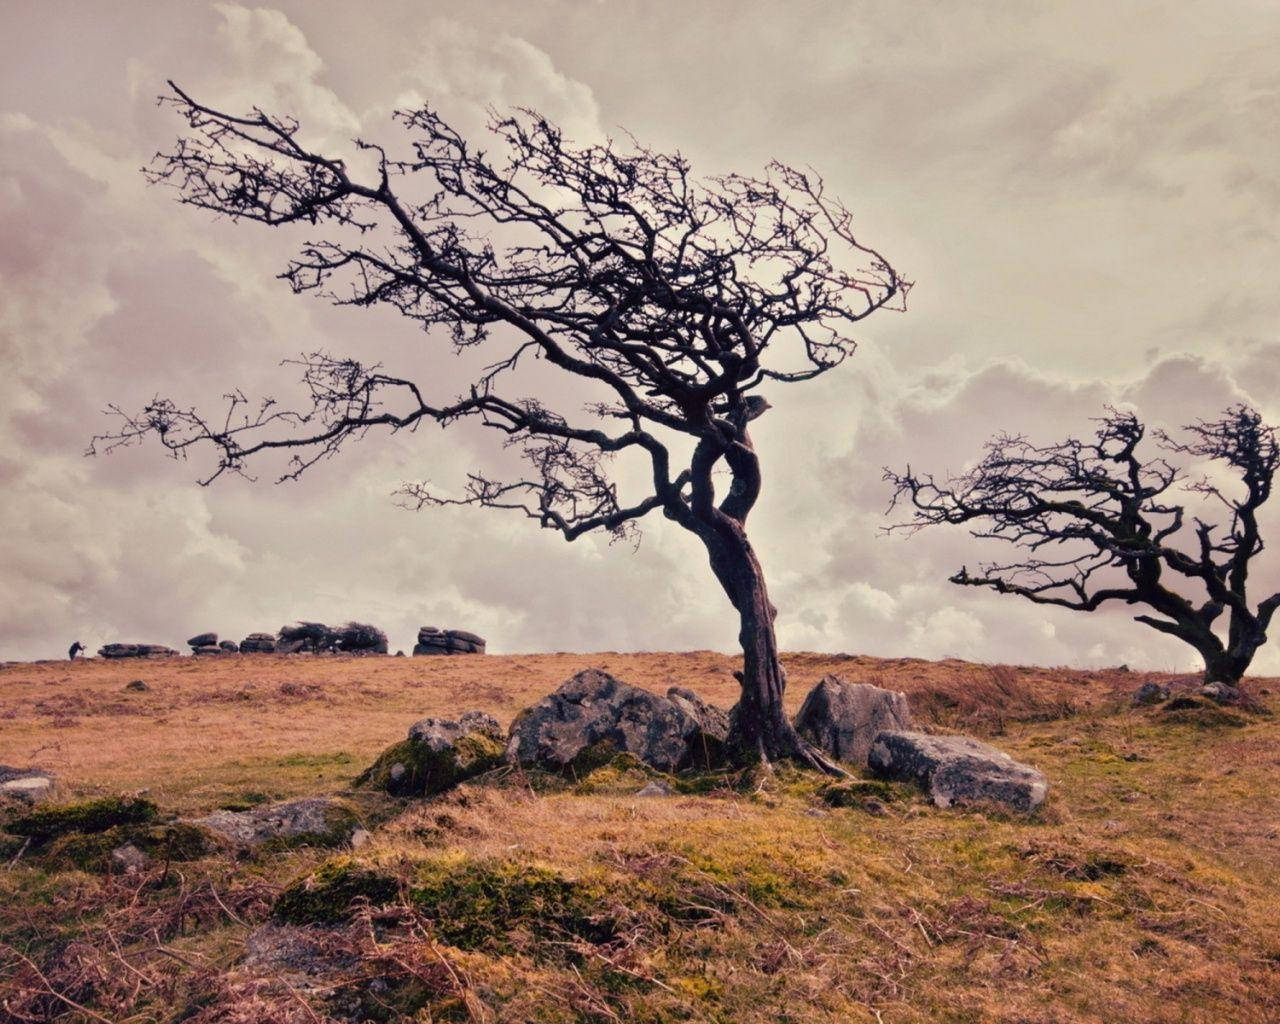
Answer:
[413,627,486,656]
[97,643,178,659]
[188,632,229,656]
[238,632,277,654]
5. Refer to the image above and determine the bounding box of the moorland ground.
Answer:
[1,652,1278,1023]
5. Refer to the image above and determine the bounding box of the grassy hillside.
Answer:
[1,653,1277,1022]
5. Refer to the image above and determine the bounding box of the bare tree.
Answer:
[93,83,907,770]
[886,406,1280,686]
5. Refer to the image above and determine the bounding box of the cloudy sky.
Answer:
[2,0,1278,672]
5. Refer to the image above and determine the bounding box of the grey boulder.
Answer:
[408,710,502,748]
[188,796,360,847]
[868,730,1048,813]
[0,766,55,803]
[793,676,913,767]
[506,669,729,773]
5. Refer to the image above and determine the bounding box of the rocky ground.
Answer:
[0,652,1277,1023]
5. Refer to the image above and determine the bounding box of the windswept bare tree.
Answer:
[886,406,1280,686]
[93,83,907,770]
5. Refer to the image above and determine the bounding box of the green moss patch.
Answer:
[820,778,911,809]
[274,857,401,925]
[43,822,220,871]
[410,856,620,951]
[8,797,158,843]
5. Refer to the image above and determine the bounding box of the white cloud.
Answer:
[0,1,1277,684]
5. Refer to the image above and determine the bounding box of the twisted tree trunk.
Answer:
[698,518,844,773]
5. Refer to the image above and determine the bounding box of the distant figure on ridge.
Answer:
[68,641,84,661]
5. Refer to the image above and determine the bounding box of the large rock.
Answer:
[793,676,913,767]
[414,627,486,655]
[665,686,730,767]
[188,797,361,847]
[356,711,505,797]
[239,633,277,654]
[187,632,218,648]
[0,766,56,804]
[506,670,729,773]
[868,731,1048,813]
[98,642,178,659]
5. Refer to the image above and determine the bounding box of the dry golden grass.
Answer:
[2,651,1278,1023]
[0,650,1179,810]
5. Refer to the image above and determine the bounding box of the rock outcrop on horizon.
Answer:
[188,632,229,656]
[413,627,486,656]
[238,633,277,654]
[97,643,178,660]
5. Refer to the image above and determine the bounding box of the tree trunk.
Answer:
[698,519,845,774]
[1202,647,1251,686]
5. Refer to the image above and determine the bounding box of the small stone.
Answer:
[1131,682,1169,706]
[635,780,674,798]
[1199,681,1241,705]
[0,766,56,804]
[124,680,150,692]
[110,843,149,874]
[349,827,372,849]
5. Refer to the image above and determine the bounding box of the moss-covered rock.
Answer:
[410,856,619,951]
[274,857,401,925]
[42,821,221,871]
[356,713,506,797]
[8,796,158,843]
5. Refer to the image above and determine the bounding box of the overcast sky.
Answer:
[2,0,1278,672]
